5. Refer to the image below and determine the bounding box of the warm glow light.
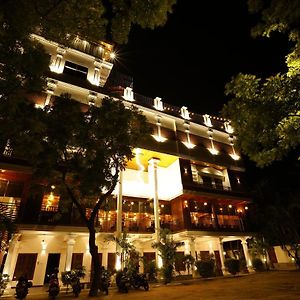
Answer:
[208,139,219,155]
[157,256,163,268]
[230,153,240,160]
[245,206,248,210]
[230,145,240,160]
[110,52,116,59]
[208,147,219,155]
[152,134,167,143]
[182,141,196,149]
[115,254,122,271]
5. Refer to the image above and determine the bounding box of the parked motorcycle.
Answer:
[130,273,149,291]
[99,268,111,295]
[70,277,81,297]
[15,277,32,300]
[116,269,130,293]
[48,275,60,299]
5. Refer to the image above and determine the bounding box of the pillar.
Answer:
[185,237,196,276]
[49,47,66,74]
[148,157,161,268]
[241,238,253,272]
[115,171,123,271]
[148,158,160,240]
[3,234,21,278]
[88,60,102,86]
[217,237,226,274]
[65,235,76,271]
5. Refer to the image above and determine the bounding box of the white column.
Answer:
[65,235,76,271]
[88,60,102,86]
[148,158,160,241]
[185,237,196,277]
[102,250,108,269]
[115,171,123,271]
[49,47,66,74]
[3,234,21,277]
[241,238,253,272]
[83,243,92,282]
[148,158,161,268]
[217,237,226,274]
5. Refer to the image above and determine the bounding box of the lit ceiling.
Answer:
[126,148,178,171]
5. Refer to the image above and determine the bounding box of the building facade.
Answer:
[1,35,259,286]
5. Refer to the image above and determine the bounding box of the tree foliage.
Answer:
[0,95,151,296]
[223,73,300,167]
[152,229,180,284]
[0,0,176,98]
[222,0,300,167]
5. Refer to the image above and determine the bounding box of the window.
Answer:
[71,253,83,270]
[107,253,116,272]
[13,253,38,280]
[0,180,24,197]
[175,251,186,272]
[41,192,60,212]
[202,176,213,188]
[63,61,88,79]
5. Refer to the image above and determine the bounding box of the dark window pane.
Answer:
[0,180,8,196]
[6,182,24,197]
[71,253,83,270]
[202,176,212,188]
[13,253,38,280]
[214,178,223,190]
[63,61,88,79]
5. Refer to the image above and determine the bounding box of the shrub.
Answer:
[252,258,265,272]
[195,260,215,278]
[0,273,9,296]
[225,258,240,275]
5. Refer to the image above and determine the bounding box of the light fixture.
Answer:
[182,141,196,149]
[230,153,240,160]
[208,147,219,155]
[110,52,116,60]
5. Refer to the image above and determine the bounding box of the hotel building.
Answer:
[0,35,258,286]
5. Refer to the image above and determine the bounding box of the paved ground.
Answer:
[3,270,300,299]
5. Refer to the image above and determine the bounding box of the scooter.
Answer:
[99,270,111,295]
[48,277,60,299]
[70,277,81,298]
[15,277,32,300]
[130,273,149,291]
[116,271,130,293]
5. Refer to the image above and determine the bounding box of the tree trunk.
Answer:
[88,224,101,297]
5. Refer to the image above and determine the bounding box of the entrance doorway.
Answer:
[44,253,60,284]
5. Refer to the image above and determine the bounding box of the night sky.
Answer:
[114,0,291,116]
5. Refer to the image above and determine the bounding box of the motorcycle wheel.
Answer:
[133,283,140,289]
[144,282,149,291]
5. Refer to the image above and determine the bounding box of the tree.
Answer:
[152,229,180,284]
[222,73,300,167]
[222,0,300,167]
[115,231,141,272]
[8,95,151,296]
[0,0,177,103]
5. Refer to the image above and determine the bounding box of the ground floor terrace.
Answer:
[3,270,300,299]
[2,227,255,287]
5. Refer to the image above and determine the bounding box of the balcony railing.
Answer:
[0,200,20,221]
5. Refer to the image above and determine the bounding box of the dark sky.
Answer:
[114,0,291,115]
